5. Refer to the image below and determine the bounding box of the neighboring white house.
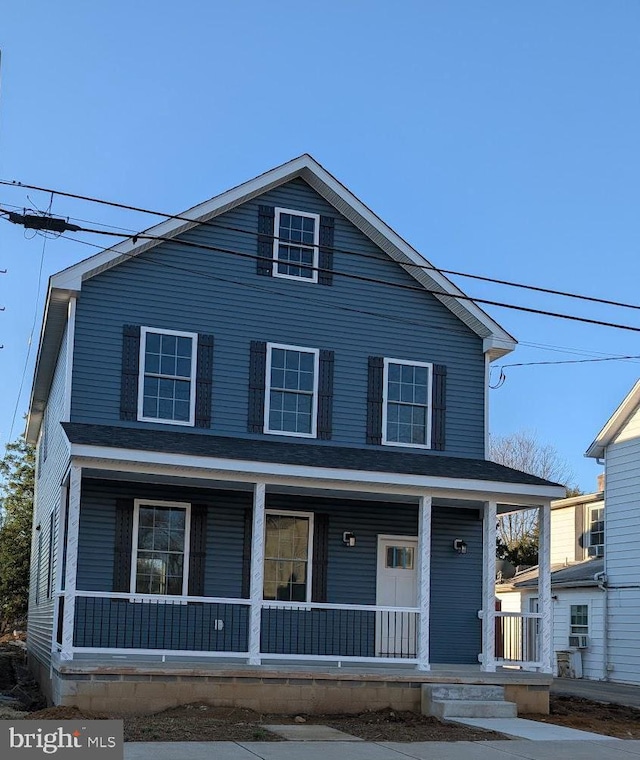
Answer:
[586,379,640,686]
[497,486,606,679]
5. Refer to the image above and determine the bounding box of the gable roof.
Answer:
[27,154,517,442]
[586,379,640,459]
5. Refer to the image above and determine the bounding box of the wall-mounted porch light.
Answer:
[342,531,356,547]
[453,538,467,555]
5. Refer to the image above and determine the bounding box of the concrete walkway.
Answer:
[451,716,619,741]
[552,678,640,709]
[124,739,640,760]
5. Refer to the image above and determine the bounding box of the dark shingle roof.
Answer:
[505,558,605,589]
[62,422,561,487]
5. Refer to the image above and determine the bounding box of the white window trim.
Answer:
[569,603,589,635]
[264,509,315,604]
[130,499,192,597]
[587,504,605,555]
[272,207,320,284]
[137,326,198,427]
[264,342,320,439]
[381,357,433,449]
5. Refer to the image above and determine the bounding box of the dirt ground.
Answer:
[24,704,506,742]
[523,695,640,739]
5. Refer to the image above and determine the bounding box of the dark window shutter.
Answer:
[120,325,141,421]
[311,513,329,602]
[431,364,447,451]
[248,341,267,432]
[257,206,275,276]
[318,216,335,286]
[367,356,384,445]
[317,350,335,441]
[195,334,214,428]
[113,499,134,592]
[188,504,208,596]
[241,507,253,598]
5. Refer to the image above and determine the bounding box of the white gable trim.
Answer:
[50,154,515,355]
[586,379,640,459]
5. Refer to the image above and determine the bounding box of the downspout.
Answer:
[594,570,608,681]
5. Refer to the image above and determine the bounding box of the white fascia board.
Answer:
[585,379,640,459]
[48,154,515,350]
[69,443,565,502]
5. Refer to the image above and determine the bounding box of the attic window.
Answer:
[273,208,319,282]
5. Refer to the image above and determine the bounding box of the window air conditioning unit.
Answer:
[588,545,604,557]
[568,635,589,649]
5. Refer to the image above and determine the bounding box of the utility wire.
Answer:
[7,230,48,443]
[2,178,640,314]
[4,210,640,336]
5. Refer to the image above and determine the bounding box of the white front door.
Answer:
[376,535,418,657]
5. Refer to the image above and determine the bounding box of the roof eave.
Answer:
[585,379,640,459]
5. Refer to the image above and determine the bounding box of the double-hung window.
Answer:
[382,358,432,448]
[138,327,198,425]
[131,500,191,596]
[587,505,604,557]
[263,511,313,602]
[265,343,319,437]
[570,604,589,635]
[273,208,319,282]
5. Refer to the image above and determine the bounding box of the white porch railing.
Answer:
[494,611,543,670]
[57,591,419,664]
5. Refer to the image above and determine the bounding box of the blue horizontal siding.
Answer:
[76,480,482,664]
[71,178,485,458]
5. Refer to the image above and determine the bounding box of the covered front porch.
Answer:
[54,436,562,680]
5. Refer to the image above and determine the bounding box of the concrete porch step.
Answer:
[429,698,518,719]
[425,684,506,702]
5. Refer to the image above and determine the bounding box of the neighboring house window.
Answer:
[138,327,197,425]
[587,505,604,557]
[382,358,432,448]
[131,500,191,596]
[264,343,319,437]
[273,208,319,282]
[570,604,589,635]
[263,511,313,602]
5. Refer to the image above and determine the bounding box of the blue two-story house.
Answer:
[26,155,564,715]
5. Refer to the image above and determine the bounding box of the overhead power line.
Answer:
[2,178,640,314]
[3,207,640,336]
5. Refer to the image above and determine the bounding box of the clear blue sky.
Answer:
[1,1,639,491]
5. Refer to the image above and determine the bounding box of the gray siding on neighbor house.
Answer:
[75,480,482,663]
[28,323,71,668]
[71,178,486,458]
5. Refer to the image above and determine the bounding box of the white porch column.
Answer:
[538,500,553,673]
[60,465,81,660]
[481,500,497,672]
[417,493,432,671]
[248,482,266,665]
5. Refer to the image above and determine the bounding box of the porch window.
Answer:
[263,512,313,602]
[570,604,589,635]
[587,505,604,557]
[382,359,432,448]
[138,327,198,425]
[132,501,190,596]
[265,344,319,437]
[273,208,319,282]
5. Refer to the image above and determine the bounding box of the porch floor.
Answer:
[54,655,551,686]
